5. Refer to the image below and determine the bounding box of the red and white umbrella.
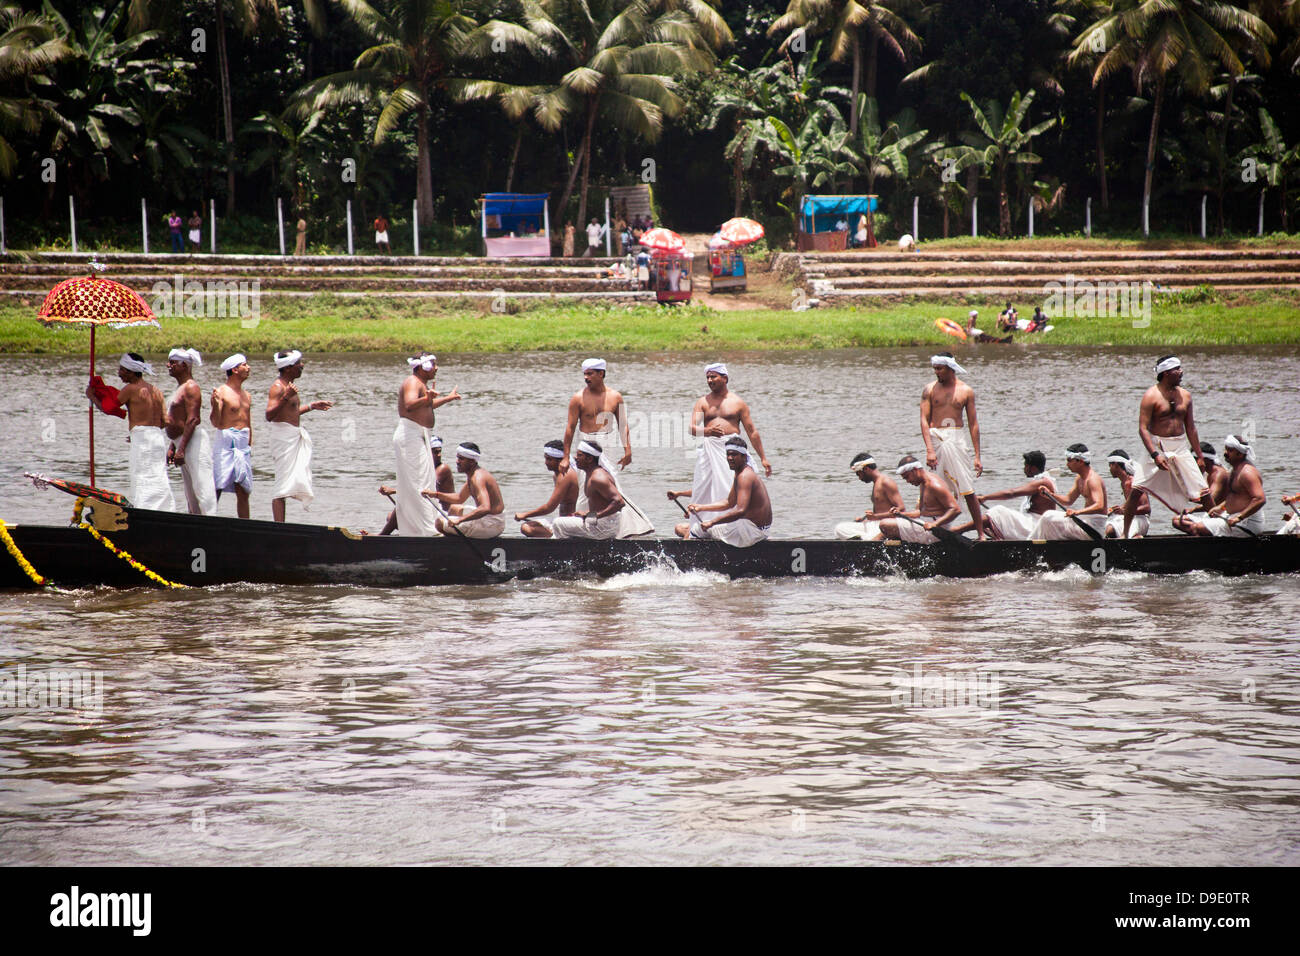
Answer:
[708,232,733,250]
[639,228,685,252]
[718,217,764,245]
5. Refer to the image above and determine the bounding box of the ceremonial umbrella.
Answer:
[37,269,159,487]
[639,227,686,252]
[718,217,765,245]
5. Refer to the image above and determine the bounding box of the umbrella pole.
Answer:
[89,324,95,488]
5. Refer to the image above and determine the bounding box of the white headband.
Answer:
[930,355,967,374]
[1203,451,1218,465]
[1223,435,1256,464]
[168,347,201,367]
[408,353,436,372]
[705,362,729,377]
[582,358,606,372]
[274,349,303,370]
[221,353,247,373]
[1066,449,1091,464]
[851,458,876,473]
[724,440,748,454]
[119,354,152,375]
[576,440,602,458]
[1107,454,1136,475]
[1155,356,1181,374]
[430,435,443,450]
[969,310,978,317]
[455,444,481,461]
[543,445,565,459]
[897,461,924,476]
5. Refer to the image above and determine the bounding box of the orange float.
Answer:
[935,318,967,340]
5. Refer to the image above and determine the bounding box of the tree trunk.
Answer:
[998,160,1010,236]
[416,99,434,224]
[1141,76,1166,234]
[1096,80,1109,210]
[1216,74,1235,235]
[555,103,590,224]
[505,125,524,191]
[216,1,236,219]
[849,32,862,135]
[942,199,949,238]
[865,29,879,100]
[576,99,598,229]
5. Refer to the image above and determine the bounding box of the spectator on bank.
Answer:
[374,214,390,254]
[294,217,307,256]
[167,211,183,253]
[563,221,575,257]
[613,214,627,256]
[187,211,202,253]
[852,214,868,248]
[583,217,605,257]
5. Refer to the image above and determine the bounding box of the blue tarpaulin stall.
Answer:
[799,195,879,235]
[480,193,550,256]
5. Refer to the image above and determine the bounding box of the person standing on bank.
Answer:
[187,211,202,253]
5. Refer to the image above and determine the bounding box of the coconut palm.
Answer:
[958,90,1056,237]
[754,101,857,233]
[0,1,70,177]
[843,94,927,196]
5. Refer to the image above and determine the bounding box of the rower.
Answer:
[266,350,333,522]
[560,358,653,536]
[1121,355,1214,537]
[86,352,175,511]
[875,456,961,543]
[392,352,460,536]
[1199,441,1230,502]
[211,353,253,518]
[429,442,505,538]
[668,362,772,538]
[1104,450,1150,537]
[1035,445,1108,539]
[921,353,985,538]
[379,434,453,535]
[1172,435,1266,537]
[515,440,581,538]
[1278,493,1300,535]
[834,452,904,540]
[165,347,217,515]
[686,436,772,547]
[968,450,1058,540]
[550,440,625,539]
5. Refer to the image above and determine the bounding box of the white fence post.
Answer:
[1201,194,1207,239]
[971,196,978,237]
[141,198,149,254]
[912,195,919,240]
[1258,190,1265,236]
[1085,197,1091,238]
[69,196,77,253]
[277,198,285,256]
[1142,196,1149,237]
[413,200,419,256]
[0,196,5,255]
[1028,199,1034,237]
[210,198,216,253]
[605,196,611,256]
[346,199,354,255]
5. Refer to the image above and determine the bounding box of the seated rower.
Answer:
[1278,493,1300,535]
[686,436,772,547]
[1104,450,1150,537]
[515,440,581,538]
[427,442,506,538]
[550,440,625,539]
[379,434,453,535]
[1199,441,1230,502]
[1172,434,1266,537]
[967,450,1058,540]
[1034,444,1108,539]
[835,452,905,540]
[875,456,961,543]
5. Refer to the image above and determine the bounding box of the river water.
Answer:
[2,347,1298,865]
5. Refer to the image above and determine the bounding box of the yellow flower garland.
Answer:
[72,497,187,589]
[0,519,47,586]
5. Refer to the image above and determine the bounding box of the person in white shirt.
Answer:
[583,218,605,257]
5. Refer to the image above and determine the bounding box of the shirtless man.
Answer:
[265,350,334,522]
[667,362,772,538]
[967,450,1059,540]
[1121,355,1214,538]
[1104,450,1150,537]
[834,452,905,540]
[515,440,581,538]
[875,456,961,543]
[1035,444,1108,539]
[379,435,453,535]
[211,353,254,518]
[921,353,985,538]
[686,436,772,547]
[429,442,505,538]
[86,352,175,511]
[392,353,461,536]
[164,347,216,515]
[1199,441,1230,503]
[1278,492,1300,535]
[549,440,625,539]
[1172,435,1266,537]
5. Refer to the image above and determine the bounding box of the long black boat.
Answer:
[3,500,1298,589]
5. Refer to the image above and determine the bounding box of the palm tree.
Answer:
[958,90,1056,237]
[1070,0,1273,235]
[518,0,731,228]
[755,101,857,233]
[0,1,70,178]
[843,94,927,196]
[767,0,920,134]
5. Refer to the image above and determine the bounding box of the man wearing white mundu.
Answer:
[85,353,175,511]
[392,352,460,535]
[265,349,333,522]
[551,440,625,539]
[164,347,217,515]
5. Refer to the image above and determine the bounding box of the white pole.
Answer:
[971,196,977,237]
[210,198,216,253]
[1028,198,1034,237]
[277,198,285,256]
[1142,196,1149,237]
[1085,197,1092,238]
[346,199,354,255]
[1258,189,1265,236]
[413,200,419,256]
[1200,195,1206,239]
[141,198,149,254]
[0,196,5,255]
[605,196,611,256]
[912,195,919,240]
[70,195,77,253]
[543,199,550,252]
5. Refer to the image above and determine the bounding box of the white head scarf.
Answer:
[543,444,565,459]
[582,358,607,373]
[576,440,603,458]
[407,353,436,372]
[897,460,924,476]
[930,355,967,374]
[119,354,153,376]
[705,362,729,377]
[221,353,247,373]
[1155,356,1181,375]
[1066,448,1091,464]
[851,456,876,473]
[274,349,303,370]
[1223,435,1256,465]
[168,347,201,367]
[455,444,481,461]
[1107,454,1136,475]
[429,435,443,450]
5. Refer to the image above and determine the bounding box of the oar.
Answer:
[899,514,973,550]
[1068,512,1106,542]
[425,494,522,582]
[668,492,690,517]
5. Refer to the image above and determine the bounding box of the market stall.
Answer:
[480,192,550,257]
[797,195,878,251]
[708,217,764,293]
[639,228,692,304]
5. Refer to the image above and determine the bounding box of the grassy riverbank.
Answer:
[2,291,1297,355]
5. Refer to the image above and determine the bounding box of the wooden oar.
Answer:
[1068,513,1106,542]
[668,493,690,517]
[899,514,973,550]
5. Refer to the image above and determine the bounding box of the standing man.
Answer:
[165,347,217,515]
[583,217,605,257]
[167,211,183,253]
[968,450,1058,540]
[265,350,334,522]
[1121,355,1215,537]
[85,353,175,511]
[921,353,985,538]
[515,440,580,537]
[211,353,254,518]
[1035,445,1109,539]
[379,435,453,535]
[187,210,202,253]
[686,436,772,547]
[561,358,653,536]
[373,213,390,254]
[429,443,505,538]
[392,353,460,536]
[549,440,625,540]
[1104,450,1150,538]
[834,452,905,540]
[1173,435,1267,537]
[875,456,961,543]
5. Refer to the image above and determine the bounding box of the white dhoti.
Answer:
[266,421,314,507]
[1107,513,1149,537]
[835,519,880,540]
[392,418,441,536]
[893,519,940,543]
[986,504,1041,541]
[697,518,770,548]
[213,427,253,495]
[1036,510,1108,540]
[454,513,506,539]
[1198,511,1267,537]
[1132,434,1209,511]
[375,230,389,245]
[574,431,653,537]
[552,512,621,540]
[128,425,175,511]
[171,427,217,515]
[1279,514,1300,535]
[930,427,977,498]
[688,436,759,537]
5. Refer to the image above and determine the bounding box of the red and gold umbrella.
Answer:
[718,217,765,245]
[38,270,159,487]
[639,227,685,252]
